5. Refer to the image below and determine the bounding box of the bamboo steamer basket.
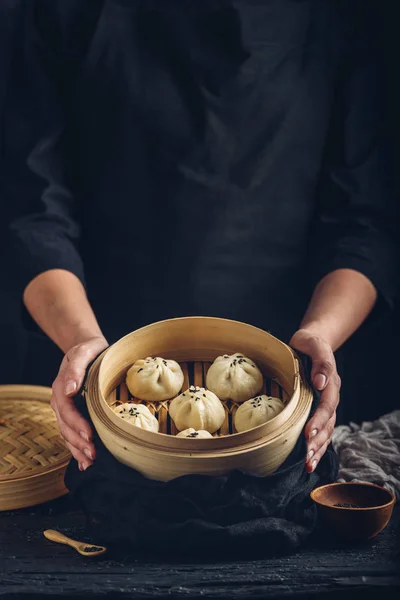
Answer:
[0,385,70,511]
[85,317,314,482]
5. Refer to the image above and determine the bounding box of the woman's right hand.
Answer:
[51,335,109,470]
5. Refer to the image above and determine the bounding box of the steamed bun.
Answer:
[126,356,184,401]
[169,386,225,433]
[206,353,263,402]
[113,402,159,432]
[176,428,213,439]
[234,395,284,433]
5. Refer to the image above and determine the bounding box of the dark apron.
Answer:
[24,1,348,424]
[64,0,338,345]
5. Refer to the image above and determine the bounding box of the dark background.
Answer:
[0,1,398,425]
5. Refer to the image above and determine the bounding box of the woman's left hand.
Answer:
[290,328,341,473]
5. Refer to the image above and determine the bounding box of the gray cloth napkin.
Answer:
[333,410,400,499]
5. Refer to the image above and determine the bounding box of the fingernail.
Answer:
[80,431,89,442]
[314,374,327,390]
[309,429,318,439]
[65,380,77,395]
[311,459,317,472]
[307,449,315,461]
[82,463,88,471]
[84,448,93,460]
[78,462,83,471]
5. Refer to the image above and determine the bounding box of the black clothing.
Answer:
[0,0,26,383]
[2,0,396,344]
[65,370,339,557]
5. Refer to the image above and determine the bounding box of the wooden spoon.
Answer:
[43,529,107,557]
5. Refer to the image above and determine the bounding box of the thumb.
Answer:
[310,349,335,391]
[61,337,108,397]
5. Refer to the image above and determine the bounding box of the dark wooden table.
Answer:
[0,495,399,600]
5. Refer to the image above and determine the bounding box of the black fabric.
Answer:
[65,355,339,557]
[1,0,397,346]
[0,0,27,383]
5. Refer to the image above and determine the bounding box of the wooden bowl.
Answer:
[310,482,396,541]
[85,317,314,481]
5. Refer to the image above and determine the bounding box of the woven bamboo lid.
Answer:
[0,385,71,511]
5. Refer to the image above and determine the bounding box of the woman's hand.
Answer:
[290,328,341,473]
[23,270,110,470]
[51,335,109,471]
